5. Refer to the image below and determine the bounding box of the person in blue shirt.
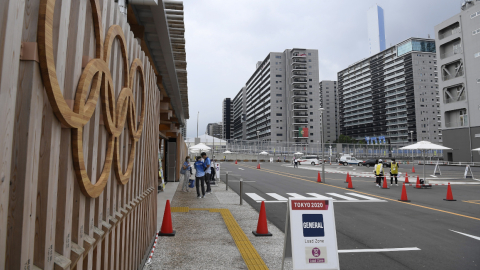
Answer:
[194,156,206,198]
[201,152,212,195]
[181,157,191,192]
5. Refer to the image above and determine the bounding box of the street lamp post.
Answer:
[256,131,260,166]
[318,108,325,183]
[409,131,414,161]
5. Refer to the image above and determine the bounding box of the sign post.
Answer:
[215,163,221,180]
[281,198,339,270]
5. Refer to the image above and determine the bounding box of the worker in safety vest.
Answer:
[390,158,400,186]
[373,159,384,187]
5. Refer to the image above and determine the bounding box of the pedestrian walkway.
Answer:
[145,179,292,269]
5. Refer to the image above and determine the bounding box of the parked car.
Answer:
[297,155,322,165]
[339,155,363,166]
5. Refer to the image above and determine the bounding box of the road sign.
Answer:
[464,165,473,179]
[282,198,339,270]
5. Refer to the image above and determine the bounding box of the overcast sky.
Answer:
[183,0,459,139]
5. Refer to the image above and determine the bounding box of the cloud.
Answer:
[183,0,459,138]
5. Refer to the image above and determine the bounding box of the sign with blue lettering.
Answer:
[282,198,339,270]
[365,137,370,145]
[302,214,324,237]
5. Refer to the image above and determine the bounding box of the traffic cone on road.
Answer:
[347,178,355,189]
[412,166,416,173]
[158,200,176,236]
[345,172,350,183]
[382,176,389,189]
[444,183,457,201]
[253,201,272,236]
[317,172,322,183]
[257,163,261,169]
[415,176,421,189]
[405,173,409,183]
[398,183,410,202]
[235,160,237,164]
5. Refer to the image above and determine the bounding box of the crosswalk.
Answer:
[245,192,386,203]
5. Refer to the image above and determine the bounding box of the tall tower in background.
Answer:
[367,4,386,55]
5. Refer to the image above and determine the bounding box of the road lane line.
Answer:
[338,247,421,253]
[450,230,480,241]
[234,165,480,221]
[245,193,265,201]
[326,193,359,201]
[346,193,384,201]
[238,168,244,170]
[306,193,335,200]
[286,193,307,198]
[266,193,288,201]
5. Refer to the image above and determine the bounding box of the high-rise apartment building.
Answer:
[367,4,387,55]
[222,98,233,140]
[233,87,247,140]
[435,0,480,162]
[319,80,339,143]
[235,49,321,145]
[206,122,223,139]
[338,38,441,144]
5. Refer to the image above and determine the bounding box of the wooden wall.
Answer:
[0,0,160,269]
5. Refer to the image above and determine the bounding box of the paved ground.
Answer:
[222,162,480,270]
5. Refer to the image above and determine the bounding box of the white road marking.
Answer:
[450,230,480,241]
[306,193,335,200]
[238,168,244,170]
[338,247,421,253]
[266,193,288,201]
[326,193,359,201]
[245,193,265,201]
[345,193,384,201]
[286,193,307,198]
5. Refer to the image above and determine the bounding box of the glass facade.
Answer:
[397,40,436,56]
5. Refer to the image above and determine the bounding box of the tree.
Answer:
[333,135,365,144]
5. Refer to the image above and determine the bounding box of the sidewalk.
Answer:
[145,177,292,270]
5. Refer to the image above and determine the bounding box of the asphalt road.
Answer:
[219,162,480,270]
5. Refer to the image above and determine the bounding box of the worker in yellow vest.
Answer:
[390,158,400,186]
[373,159,384,187]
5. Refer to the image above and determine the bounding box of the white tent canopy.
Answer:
[259,151,269,155]
[189,143,211,153]
[472,148,480,151]
[294,152,303,155]
[399,141,452,182]
[223,150,232,154]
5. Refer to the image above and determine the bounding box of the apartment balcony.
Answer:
[386,120,408,126]
[384,78,405,87]
[445,118,468,128]
[438,23,461,40]
[291,71,307,77]
[383,59,404,70]
[291,59,307,64]
[386,126,408,132]
[386,114,407,121]
[386,96,406,103]
[292,52,307,58]
[384,71,405,81]
[386,107,407,115]
[293,105,308,110]
[293,113,309,117]
[385,89,406,98]
[292,98,308,104]
[293,119,308,124]
[293,92,308,97]
[292,85,307,90]
[385,83,406,92]
[293,65,307,70]
[292,78,307,83]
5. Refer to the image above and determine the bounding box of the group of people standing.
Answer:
[181,152,214,198]
[373,158,400,187]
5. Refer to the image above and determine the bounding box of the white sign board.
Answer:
[215,163,220,180]
[270,157,274,163]
[282,198,339,270]
[464,165,473,179]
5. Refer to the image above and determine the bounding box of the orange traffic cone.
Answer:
[405,173,409,183]
[158,200,176,236]
[257,163,261,169]
[398,183,410,202]
[444,183,456,201]
[345,172,350,183]
[253,201,272,236]
[382,176,389,189]
[415,176,421,189]
[235,160,237,164]
[317,172,322,183]
[347,178,355,189]
[412,166,415,173]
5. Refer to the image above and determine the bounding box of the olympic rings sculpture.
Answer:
[38,0,145,198]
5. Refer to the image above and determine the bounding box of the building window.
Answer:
[310,112,313,115]
[277,133,283,136]
[310,119,313,122]
[276,94,282,96]
[308,53,311,56]
[276,113,282,116]
[309,92,313,94]
[275,56,281,59]
[276,75,282,77]
[309,79,312,81]
[310,133,314,136]
[475,52,480,58]
[308,59,312,62]
[310,126,313,128]
[309,85,312,88]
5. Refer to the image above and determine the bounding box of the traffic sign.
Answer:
[282,198,339,270]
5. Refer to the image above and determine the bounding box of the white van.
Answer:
[297,155,322,165]
[339,155,363,166]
